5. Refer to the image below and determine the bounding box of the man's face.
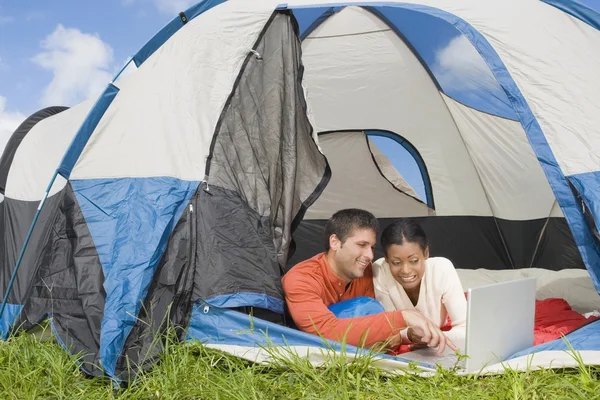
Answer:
[330,228,377,281]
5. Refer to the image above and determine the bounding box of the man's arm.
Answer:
[284,276,406,348]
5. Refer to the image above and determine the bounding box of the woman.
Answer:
[372,219,467,350]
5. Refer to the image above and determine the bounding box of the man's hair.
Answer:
[323,209,379,250]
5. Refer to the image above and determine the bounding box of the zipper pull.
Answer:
[202,181,212,195]
[250,49,262,60]
[189,204,194,213]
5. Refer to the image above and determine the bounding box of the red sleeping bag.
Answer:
[394,295,599,355]
[532,298,599,345]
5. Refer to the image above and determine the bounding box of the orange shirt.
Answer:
[282,252,407,348]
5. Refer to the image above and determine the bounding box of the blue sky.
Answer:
[0,0,186,148]
[0,0,598,203]
[0,1,181,108]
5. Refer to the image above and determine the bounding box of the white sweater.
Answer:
[372,257,467,350]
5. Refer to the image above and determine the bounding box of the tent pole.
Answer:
[0,170,60,322]
[111,58,133,84]
[528,200,555,268]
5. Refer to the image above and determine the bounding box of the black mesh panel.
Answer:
[195,11,328,306]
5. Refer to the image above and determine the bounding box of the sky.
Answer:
[0,0,599,203]
[0,0,192,151]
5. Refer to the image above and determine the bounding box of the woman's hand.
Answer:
[371,333,402,353]
[401,310,456,355]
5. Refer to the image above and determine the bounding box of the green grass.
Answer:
[0,329,599,400]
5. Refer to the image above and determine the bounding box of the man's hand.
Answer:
[371,333,402,353]
[401,310,457,355]
[407,327,426,344]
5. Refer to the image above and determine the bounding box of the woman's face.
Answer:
[385,241,429,291]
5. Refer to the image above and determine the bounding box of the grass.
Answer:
[0,328,599,400]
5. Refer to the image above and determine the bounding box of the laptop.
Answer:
[395,277,536,372]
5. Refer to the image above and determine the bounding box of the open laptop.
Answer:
[395,277,536,372]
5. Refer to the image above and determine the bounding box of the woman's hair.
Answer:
[380,218,428,253]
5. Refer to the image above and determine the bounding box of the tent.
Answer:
[1,0,600,381]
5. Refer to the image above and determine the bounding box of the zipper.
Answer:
[187,202,196,269]
[181,199,198,323]
[170,199,197,336]
[184,202,196,284]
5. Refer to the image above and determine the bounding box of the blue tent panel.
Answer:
[567,171,600,290]
[290,6,345,40]
[205,293,285,314]
[187,301,366,354]
[71,177,198,377]
[0,303,22,339]
[509,319,600,359]
[568,171,600,233]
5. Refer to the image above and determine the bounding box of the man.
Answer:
[282,208,455,354]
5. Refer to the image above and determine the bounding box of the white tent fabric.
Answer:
[204,344,600,376]
[300,6,492,216]
[305,131,431,219]
[441,94,560,221]
[549,199,564,218]
[70,1,273,181]
[5,101,92,201]
[285,0,600,177]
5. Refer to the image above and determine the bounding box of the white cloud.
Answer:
[432,35,499,92]
[32,24,114,107]
[0,96,26,157]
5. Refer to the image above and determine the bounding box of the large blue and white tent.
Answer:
[1,0,600,380]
